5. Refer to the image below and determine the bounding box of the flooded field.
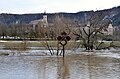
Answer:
[0,49,120,79]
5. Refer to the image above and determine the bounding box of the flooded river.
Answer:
[0,50,120,79]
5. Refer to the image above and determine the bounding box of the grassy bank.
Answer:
[0,40,120,50]
[0,40,76,50]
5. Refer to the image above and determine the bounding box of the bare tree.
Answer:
[0,24,7,39]
[50,14,73,40]
[73,12,110,50]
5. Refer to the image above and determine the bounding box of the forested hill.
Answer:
[0,6,120,26]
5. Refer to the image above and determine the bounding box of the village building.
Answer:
[101,23,114,35]
[29,11,48,29]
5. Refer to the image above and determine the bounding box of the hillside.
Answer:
[0,6,120,26]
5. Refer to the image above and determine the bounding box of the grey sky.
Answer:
[0,0,120,14]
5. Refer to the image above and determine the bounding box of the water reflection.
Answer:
[0,54,120,79]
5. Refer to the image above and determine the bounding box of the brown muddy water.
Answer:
[0,52,120,79]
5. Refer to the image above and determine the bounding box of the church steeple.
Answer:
[43,10,46,15]
[43,10,48,27]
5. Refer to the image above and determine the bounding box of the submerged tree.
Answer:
[73,12,110,50]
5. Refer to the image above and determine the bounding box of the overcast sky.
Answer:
[0,0,120,14]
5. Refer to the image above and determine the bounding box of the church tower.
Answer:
[43,11,48,27]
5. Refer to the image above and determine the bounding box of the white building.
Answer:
[102,23,114,35]
[107,23,114,35]
[29,11,48,29]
